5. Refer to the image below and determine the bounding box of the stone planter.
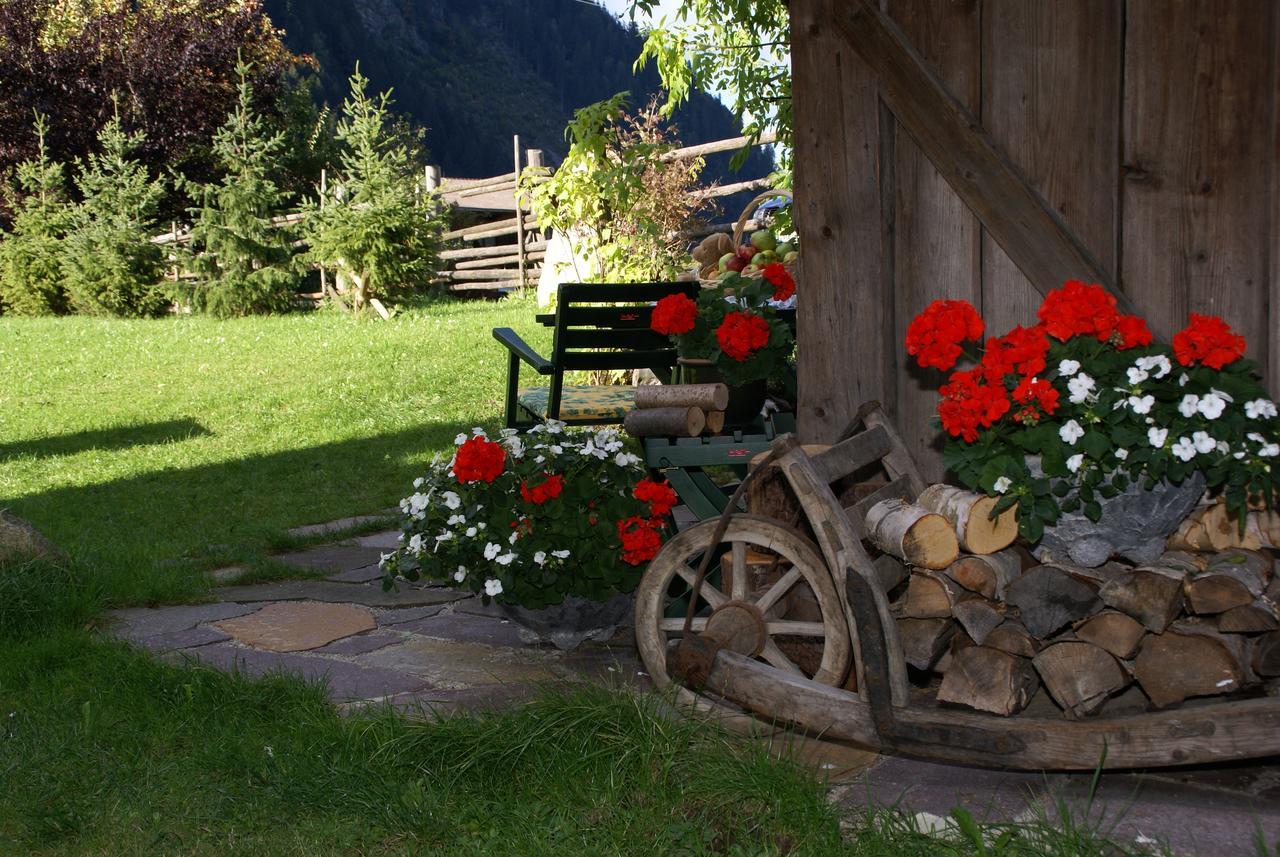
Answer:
[499,591,635,650]
[677,358,767,428]
[1027,457,1205,568]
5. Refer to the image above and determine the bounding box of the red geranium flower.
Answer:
[981,324,1050,384]
[633,478,678,517]
[453,435,506,484]
[519,473,564,505]
[617,516,663,566]
[1037,280,1120,342]
[1011,375,1060,424]
[905,300,984,371]
[651,293,698,336]
[1173,313,1246,369]
[715,311,771,361]
[1115,315,1153,350]
[937,368,1010,442]
[761,262,795,302]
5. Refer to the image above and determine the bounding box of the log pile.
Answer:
[887,543,1280,718]
[623,384,730,437]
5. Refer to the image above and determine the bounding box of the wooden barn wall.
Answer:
[814,0,1280,481]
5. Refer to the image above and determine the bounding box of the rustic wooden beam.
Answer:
[659,130,778,162]
[837,1,1131,311]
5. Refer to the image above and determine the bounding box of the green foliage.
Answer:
[301,68,443,312]
[60,113,170,318]
[0,114,73,315]
[522,93,705,284]
[667,269,793,386]
[182,61,299,316]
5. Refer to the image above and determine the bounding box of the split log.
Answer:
[871,554,908,595]
[1216,599,1280,634]
[951,596,1005,645]
[704,410,725,435]
[623,406,704,438]
[900,570,962,619]
[896,617,955,671]
[864,499,959,570]
[745,444,831,525]
[943,550,1021,600]
[1167,507,1216,552]
[1134,623,1247,707]
[1184,552,1269,615]
[634,383,729,412]
[1180,503,1280,551]
[983,620,1040,658]
[1098,569,1184,632]
[1157,550,1208,574]
[937,646,1038,716]
[1074,610,1147,660]
[1206,548,1273,583]
[916,484,1018,554]
[1033,641,1131,719]
[1004,565,1102,638]
[1251,632,1280,677]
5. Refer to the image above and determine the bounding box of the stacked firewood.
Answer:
[623,384,728,437]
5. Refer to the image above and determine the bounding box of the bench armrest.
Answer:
[492,328,553,375]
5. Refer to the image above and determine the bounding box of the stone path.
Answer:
[105,515,1279,856]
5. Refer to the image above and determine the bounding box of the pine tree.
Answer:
[301,68,443,313]
[0,113,73,315]
[61,112,169,317]
[182,61,297,316]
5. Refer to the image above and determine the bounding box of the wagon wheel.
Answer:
[635,514,852,730]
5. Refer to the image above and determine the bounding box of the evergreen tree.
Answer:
[61,112,169,317]
[301,69,443,312]
[182,62,297,316]
[0,113,72,315]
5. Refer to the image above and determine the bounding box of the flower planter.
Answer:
[678,358,767,428]
[499,592,635,650]
[1028,457,1205,568]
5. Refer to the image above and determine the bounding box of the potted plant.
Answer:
[906,280,1280,567]
[381,423,677,646]
[650,263,795,426]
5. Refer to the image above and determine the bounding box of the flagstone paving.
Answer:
[103,514,1279,856]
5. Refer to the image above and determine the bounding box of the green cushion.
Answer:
[518,385,635,422]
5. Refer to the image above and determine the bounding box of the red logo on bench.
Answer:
[619,313,639,321]
[727,449,749,457]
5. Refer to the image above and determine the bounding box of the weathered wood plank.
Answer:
[793,0,891,443]
[1122,0,1274,354]
[980,0,1123,337]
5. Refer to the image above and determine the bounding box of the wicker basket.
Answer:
[697,188,795,287]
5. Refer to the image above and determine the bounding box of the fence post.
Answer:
[170,222,178,282]
[318,168,329,299]
[513,135,526,297]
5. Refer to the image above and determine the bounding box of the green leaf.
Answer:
[1084,501,1103,522]
[1081,430,1111,460]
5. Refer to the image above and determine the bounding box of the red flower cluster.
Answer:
[716,311,771,362]
[651,293,698,336]
[1011,375,1060,424]
[633,478,678,517]
[762,263,795,302]
[981,324,1050,383]
[1173,313,1246,369]
[617,516,663,565]
[454,436,506,484]
[519,473,564,505]
[937,369,1010,442]
[1036,280,1120,342]
[1115,315,1152,350]
[905,300,984,371]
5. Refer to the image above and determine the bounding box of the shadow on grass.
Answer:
[0,418,212,461]
[4,420,464,605]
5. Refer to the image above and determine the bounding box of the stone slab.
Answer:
[310,633,400,657]
[272,544,386,574]
[349,530,402,550]
[358,637,562,689]
[135,625,230,653]
[327,564,386,584]
[378,683,542,717]
[287,515,390,538]
[179,644,426,701]
[107,602,259,642]
[206,566,247,584]
[214,580,468,608]
[392,613,533,648]
[452,596,506,618]
[378,605,446,626]
[214,601,376,652]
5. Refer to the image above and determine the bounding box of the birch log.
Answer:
[623,407,705,438]
[864,499,959,569]
[944,550,1022,600]
[634,383,729,412]
[916,484,1018,554]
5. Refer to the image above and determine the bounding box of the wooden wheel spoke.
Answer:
[730,542,748,600]
[765,620,826,637]
[753,566,802,614]
[673,565,727,608]
[658,617,709,632]
[758,639,805,676]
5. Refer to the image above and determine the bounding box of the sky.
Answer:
[598,0,683,26]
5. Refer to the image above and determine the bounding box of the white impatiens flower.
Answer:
[1192,431,1217,454]
[407,534,425,554]
[1197,392,1227,420]
[1057,359,1081,377]
[408,492,431,514]
[1245,399,1278,420]
[1261,444,1280,458]
[484,578,503,597]
[1066,454,1084,474]
[495,552,517,566]
[442,491,462,510]
[1170,437,1197,462]
[504,436,526,459]
[615,452,641,467]
[413,476,425,489]
[1137,354,1172,379]
[992,476,1012,494]
[1178,395,1200,418]
[1115,448,1129,461]
[1148,427,1169,447]
[465,527,478,538]
[471,427,487,437]
[508,531,519,545]
[533,551,547,566]
[1128,394,1155,415]
[454,567,467,583]
[551,549,571,559]
[1249,431,1268,444]
[1067,374,1096,404]
[447,514,466,526]
[483,542,502,560]
[1217,441,1230,454]
[1126,366,1149,385]
[1059,420,1085,445]
[454,433,468,445]
[549,445,563,455]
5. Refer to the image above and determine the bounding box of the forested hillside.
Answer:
[262,0,772,182]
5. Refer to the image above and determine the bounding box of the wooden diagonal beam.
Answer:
[838,1,1134,315]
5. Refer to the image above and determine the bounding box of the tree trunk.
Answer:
[865,499,959,569]
[916,484,1018,554]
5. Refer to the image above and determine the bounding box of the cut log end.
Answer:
[1033,641,1130,719]
[937,646,1038,716]
[917,484,1018,555]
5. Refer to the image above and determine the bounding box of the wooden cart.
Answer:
[633,406,1280,770]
